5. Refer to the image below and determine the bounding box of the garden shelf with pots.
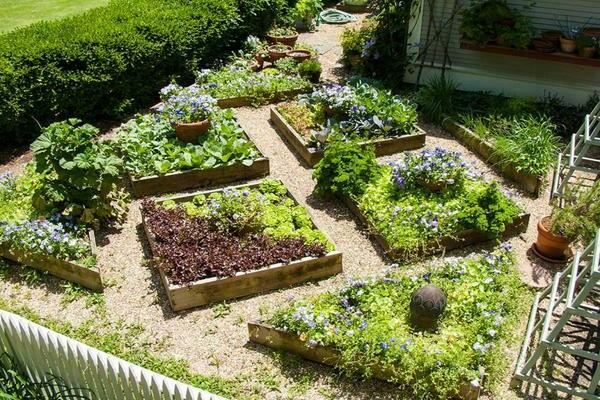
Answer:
[271,82,426,167]
[141,180,342,311]
[460,40,600,67]
[0,229,102,292]
[250,248,530,400]
[116,110,270,198]
[442,117,544,195]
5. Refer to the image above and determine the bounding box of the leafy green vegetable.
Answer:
[115,110,260,178]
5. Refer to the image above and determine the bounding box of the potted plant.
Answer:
[292,0,323,32]
[268,44,293,61]
[158,85,217,143]
[534,180,600,261]
[267,27,299,47]
[556,18,580,53]
[298,59,322,83]
[542,30,562,46]
[576,34,596,58]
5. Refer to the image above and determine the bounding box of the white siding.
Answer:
[406,0,600,104]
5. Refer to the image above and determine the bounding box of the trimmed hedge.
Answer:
[0,0,293,145]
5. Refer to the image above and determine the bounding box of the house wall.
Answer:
[404,0,600,105]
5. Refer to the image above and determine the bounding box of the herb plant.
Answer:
[195,65,311,102]
[270,247,530,399]
[268,26,297,37]
[142,180,333,284]
[115,111,260,178]
[30,119,129,227]
[551,179,600,244]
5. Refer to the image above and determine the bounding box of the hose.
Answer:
[318,9,358,25]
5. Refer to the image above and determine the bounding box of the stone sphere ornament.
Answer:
[410,284,447,330]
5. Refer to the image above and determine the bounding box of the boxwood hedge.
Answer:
[0,0,293,145]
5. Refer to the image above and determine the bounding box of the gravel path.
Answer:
[0,16,563,400]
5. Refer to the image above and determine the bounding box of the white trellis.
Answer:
[0,310,226,400]
[512,230,600,399]
[552,100,600,200]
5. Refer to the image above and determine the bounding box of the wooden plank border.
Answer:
[248,321,481,400]
[0,231,103,292]
[342,196,530,260]
[150,88,311,112]
[270,107,427,167]
[128,157,270,198]
[141,180,343,311]
[442,117,544,196]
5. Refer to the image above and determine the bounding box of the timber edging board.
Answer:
[247,321,481,400]
[341,196,530,260]
[442,117,543,196]
[141,180,343,311]
[128,157,270,198]
[150,88,310,112]
[0,231,103,292]
[270,107,427,167]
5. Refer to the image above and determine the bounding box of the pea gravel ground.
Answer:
[0,15,563,400]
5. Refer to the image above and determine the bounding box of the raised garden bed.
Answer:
[0,230,102,292]
[271,107,426,166]
[116,111,269,198]
[443,118,543,195]
[251,248,531,399]
[141,180,342,311]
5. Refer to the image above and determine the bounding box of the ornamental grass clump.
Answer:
[270,246,530,399]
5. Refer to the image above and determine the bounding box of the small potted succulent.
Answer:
[158,84,218,143]
[534,180,600,262]
[268,44,293,61]
[576,34,596,58]
[298,59,322,83]
[267,26,299,47]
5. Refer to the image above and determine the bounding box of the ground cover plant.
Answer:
[116,109,260,178]
[277,80,418,150]
[142,180,334,285]
[269,246,530,399]
[313,141,522,257]
[0,0,293,144]
[194,63,311,103]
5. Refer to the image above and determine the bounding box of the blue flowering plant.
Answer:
[270,246,530,399]
[391,147,469,191]
[158,84,217,124]
[0,217,95,267]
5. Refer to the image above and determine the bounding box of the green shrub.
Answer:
[0,0,292,145]
[313,140,380,198]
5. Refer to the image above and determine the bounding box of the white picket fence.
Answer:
[0,310,226,400]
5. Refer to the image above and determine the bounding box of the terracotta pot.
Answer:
[268,45,292,61]
[174,119,211,143]
[560,37,577,53]
[349,54,361,68]
[254,52,266,69]
[542,30,562,46]
[534,216,571,261]
[416,178,447,192]
[287,49,312,63]
[579,46,596,58]
[532,38,556,53]
[266,33,299,47]
[583,27,600,39]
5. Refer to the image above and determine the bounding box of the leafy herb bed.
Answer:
[0,230,102,292]
[116,111,269,197]
[443,118,544,195]
[261,248,530,399]
[141,180,342,311]
[271,107,426,167]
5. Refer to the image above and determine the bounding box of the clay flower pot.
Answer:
[416,178,448,192]
[174,119,211,143]
[266,32,299,47]
[533,216,571,261]
[542,30,562,46]
[579,46,596,58]
[560,37,577,53]
[349,54,361,68]
[287,49,312,63]
[268,45,292,61]
[532,38,555,53]
[583,27,600,39]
